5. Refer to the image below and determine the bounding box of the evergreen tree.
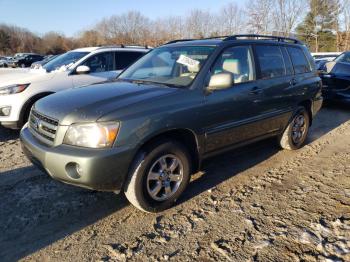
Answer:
[296,0,340,52]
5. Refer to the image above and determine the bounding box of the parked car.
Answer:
[8,54,44,68]
[30,55,60,69]
[0,56,12,68]
[14,53,33,58]
[0,45,149,129]
[312,52,341,71]
[311,52,341,61]
[20,35,323,212]
[320,51,350,103]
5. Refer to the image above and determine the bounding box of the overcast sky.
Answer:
[0,0,243,36]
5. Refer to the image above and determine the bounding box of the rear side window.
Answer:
[288,47,311,74]
[255,45,286,79]
[116,51,145,70]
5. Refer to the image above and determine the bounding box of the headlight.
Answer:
[0,83,30,95]
[63,122,120,148]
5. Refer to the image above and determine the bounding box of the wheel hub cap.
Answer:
[292,114,306,144]
[146,154,184,201]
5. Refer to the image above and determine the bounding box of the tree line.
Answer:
[1,0,349,55]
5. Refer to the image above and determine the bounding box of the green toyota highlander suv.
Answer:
[20,35,323,212]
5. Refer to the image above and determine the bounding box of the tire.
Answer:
[124,140,192,213]
[279,107,310,150]
[21,63,26,68]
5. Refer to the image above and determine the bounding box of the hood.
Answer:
[34,81,180,125]
[0,69,56,87]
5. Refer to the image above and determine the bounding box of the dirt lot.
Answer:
[0,105,349,262]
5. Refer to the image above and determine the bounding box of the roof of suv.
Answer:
[163,34,304,47]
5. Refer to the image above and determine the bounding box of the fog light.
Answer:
[65,162,82,179]
[0,106,11,116]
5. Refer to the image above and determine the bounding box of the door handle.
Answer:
[249,86,263,95]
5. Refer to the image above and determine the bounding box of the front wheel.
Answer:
[124,140,191,213]
[278,107,310,150]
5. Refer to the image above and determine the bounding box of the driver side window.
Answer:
[82,52,114,73]
[211,46,255,84]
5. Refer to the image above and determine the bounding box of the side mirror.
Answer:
[207,73,233,92]
[76,65,90,74]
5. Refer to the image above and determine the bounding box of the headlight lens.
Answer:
[63,122,120,148]
[0,83,30,95]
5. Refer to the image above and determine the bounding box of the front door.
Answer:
[202,45,264,153]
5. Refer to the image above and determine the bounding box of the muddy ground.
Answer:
[0,105,349,262]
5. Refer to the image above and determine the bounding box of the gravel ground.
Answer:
[0,105,349,262]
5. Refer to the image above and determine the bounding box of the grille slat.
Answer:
[29,110,58,146]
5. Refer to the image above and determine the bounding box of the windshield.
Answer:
[335,52,350,64]
[118,46,216,87]
[43,51,89,72]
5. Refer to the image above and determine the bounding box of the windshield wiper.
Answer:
[118,79,185,88]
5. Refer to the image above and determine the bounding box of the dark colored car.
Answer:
[20,35,323,212]
[9,54,44,68]
[30,54,60,69]
[320,51,350,103]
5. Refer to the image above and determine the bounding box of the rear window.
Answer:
[115,51,145,70]
[255,45,286,79]
[288,47,311,74]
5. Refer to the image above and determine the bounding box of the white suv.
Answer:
[0,45,149,129]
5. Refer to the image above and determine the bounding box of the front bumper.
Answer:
[20,126,135,192]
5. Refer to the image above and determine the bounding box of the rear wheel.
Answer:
[279,107,310,150]
[124,140,191,213]
[20,63,25,68]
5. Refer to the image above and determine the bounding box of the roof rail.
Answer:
[165,39,197,45]
[164,34,302,45]
[224,34,302,44]
[97,45,151,50]
[165,36,230,45]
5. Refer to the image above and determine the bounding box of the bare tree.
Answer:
[245,0,274,34]
[216,2,244,35]
[342,0,350,49]
[272,0,306,36]
[152,16,184,45]
[185,9,215,38]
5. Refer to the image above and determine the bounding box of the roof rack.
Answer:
[97,45,151,49]
[164,34,302,45]
[165,36,230,45]
[223,34,302,44]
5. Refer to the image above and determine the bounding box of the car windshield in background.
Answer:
[335,52,350,64]
[43,51,88,72]
[118,46,216,87]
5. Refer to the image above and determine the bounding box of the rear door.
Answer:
[252,44,295,133]
[287,46,316,105]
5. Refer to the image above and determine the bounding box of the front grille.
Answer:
[29,109,59,146]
